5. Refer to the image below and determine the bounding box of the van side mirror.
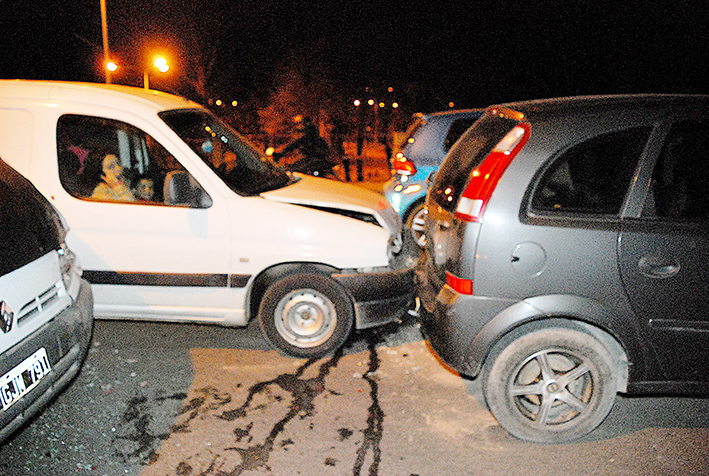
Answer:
[426,170,437,184]
[164,170,212,208]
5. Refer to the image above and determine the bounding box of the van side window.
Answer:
[56,115,206,207]
[648,120,709,220]
[531,128,651,216]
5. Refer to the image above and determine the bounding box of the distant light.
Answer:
[379,102,385,108]
[153,56,169,73]
[388,87,394,93]
[403,184,422,194]
[368,99,375,106]
[231,100,238,107]
[448,102,455,108]
[215,99,223,106]
[354,99,361,106]
[392,102,399,109]
[106,61,118,72]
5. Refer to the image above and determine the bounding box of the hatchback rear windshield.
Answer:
[431,114,518,213]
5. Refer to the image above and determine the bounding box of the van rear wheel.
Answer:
[483,327,617,444]
[258,273,354,358]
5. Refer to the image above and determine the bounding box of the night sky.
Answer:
[1,0,707,113]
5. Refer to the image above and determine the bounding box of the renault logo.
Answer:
[0,301,13,333]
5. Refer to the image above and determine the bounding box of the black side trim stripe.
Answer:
[83,271,251,288]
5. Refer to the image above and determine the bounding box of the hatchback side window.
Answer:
[57,115,205,206]
[531,128,651,215]
[648,120,709,220]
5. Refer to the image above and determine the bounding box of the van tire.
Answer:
[483,327,617,444]
[258,273,354,358]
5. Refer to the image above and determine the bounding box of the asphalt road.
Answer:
[1,316,708,476]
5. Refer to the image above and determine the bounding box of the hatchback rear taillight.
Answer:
[393,154,417,176]
[446,271,473,295]
[454,123,530,222]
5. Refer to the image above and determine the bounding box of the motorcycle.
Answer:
[267,148,341,180]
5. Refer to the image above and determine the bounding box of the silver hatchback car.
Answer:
[417,95,709,443]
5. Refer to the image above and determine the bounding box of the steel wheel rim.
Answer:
[275,288,337,348]
[508,348,596,427]
[409,206,427,247]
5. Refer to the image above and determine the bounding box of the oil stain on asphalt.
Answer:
[137,331,392,476]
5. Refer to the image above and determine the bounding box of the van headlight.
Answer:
[57,243,79,296]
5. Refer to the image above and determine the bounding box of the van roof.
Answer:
[0,79,202,112]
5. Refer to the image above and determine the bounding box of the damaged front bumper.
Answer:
[333,264,415,329]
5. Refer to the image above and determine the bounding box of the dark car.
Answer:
[0,159,94,443]
[417,95,709,443]
[384,109,483,246]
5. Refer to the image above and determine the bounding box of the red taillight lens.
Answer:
[393,156,417,176]
[455,123,530,222]
[446,271,473,295]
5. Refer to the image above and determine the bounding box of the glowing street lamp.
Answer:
[153,56,169,73]
[144,56,170,90]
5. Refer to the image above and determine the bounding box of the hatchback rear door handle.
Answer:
[638,255,680,279]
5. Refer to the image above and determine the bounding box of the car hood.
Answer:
[261,173,403,240]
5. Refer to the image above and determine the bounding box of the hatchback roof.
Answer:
[496,94,709,118]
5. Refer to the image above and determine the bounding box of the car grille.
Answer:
[16,282,62,326]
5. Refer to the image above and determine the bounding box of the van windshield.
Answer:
[159,109,294,196]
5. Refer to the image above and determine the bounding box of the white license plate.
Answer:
[0,348,52,411]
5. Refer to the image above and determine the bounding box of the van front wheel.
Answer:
[258,274,354,358]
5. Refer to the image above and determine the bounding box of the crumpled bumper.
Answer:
[333,266,415,329]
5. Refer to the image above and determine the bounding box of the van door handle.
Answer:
[638,255,680,279]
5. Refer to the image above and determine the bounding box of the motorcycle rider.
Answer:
[272,116,335,178]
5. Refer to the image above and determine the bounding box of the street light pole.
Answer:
[100,0,111,83]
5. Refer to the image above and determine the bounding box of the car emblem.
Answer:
[0,301,14,333]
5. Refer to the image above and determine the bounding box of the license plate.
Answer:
[0,348,52,411]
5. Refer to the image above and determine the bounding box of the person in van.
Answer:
[91,154,135,202]
[133,174,156,201]
[58,131,95,197]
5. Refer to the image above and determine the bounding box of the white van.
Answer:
[0,80,412,358]
[0,158,93,443]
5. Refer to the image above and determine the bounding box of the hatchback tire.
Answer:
[258,273,354,358]
[483,327,617,444]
